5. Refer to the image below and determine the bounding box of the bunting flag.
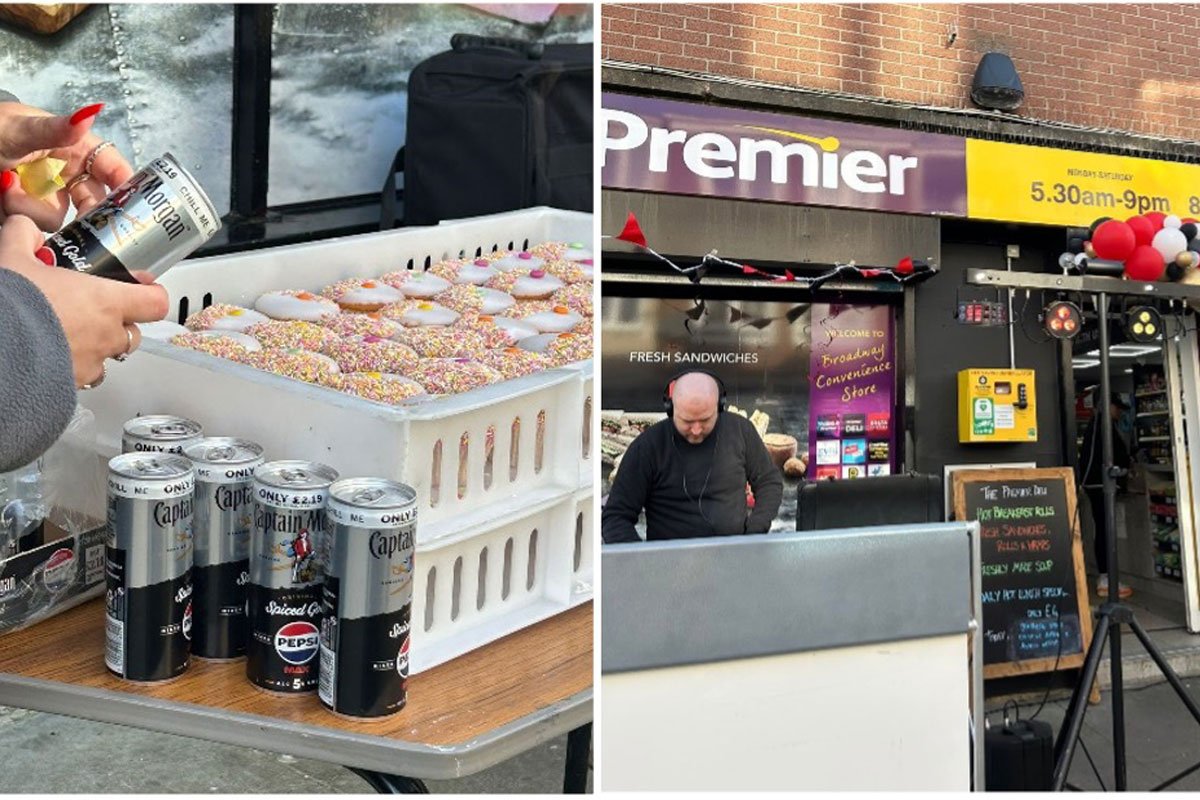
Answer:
[604,212,938,290]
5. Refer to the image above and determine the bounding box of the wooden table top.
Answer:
[0,597,592,776]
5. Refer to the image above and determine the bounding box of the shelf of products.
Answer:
[1135,365,1182,583]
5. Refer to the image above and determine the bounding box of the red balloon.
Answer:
[1126,215,1155,247]
[1125,245,1165,281]
[1091,219,1137,261]
[1184,218,1199,225]
[1145,211,1167,231]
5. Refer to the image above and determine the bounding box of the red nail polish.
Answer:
[34,247,55,266]
[69,103,103,126]
[0,170,13,193]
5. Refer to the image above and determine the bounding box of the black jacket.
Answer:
[602,413,784,543]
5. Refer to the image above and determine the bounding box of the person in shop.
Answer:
[1079,390,1133,598]
[602,370,783,543]
[0,95,167,471]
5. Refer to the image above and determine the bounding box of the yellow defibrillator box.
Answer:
[958,369,1038,443]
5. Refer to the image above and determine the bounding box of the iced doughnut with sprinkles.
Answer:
[487,250,544,272]
[324,335,421,374]
[185,303,270,332]
[395,301,460,328]
[244,348,341,384]
[171,331,263,360]
[408,358,502,395]
[380,270,452,298]
[489,268,564,299]
[521,305,583,333]
[317,312,404,340]
[476,347,553,379]
[551,283,593,317]
[436,284,516,315]
[321,278,406,312]
[397,325,489,359]
[327,372,428,405]
[243,320,342,353]
[253,290,340,322]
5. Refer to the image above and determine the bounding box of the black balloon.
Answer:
[1067,236,1085,254]
[1167,262,1185,281]
[1181,223,1198,240]
[1190,237,1200,253]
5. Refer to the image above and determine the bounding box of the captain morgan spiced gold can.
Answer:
[36,153,220,282]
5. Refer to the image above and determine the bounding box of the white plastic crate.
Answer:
[570,487,594,606]
[410,487,586,673]
[83,207,593,542]
[74,208,594,673]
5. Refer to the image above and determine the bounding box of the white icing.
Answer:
[395,272,451,298]
[516,333,558,354]
[338,283,404,307]
[510,273,564,298]
[138,320,189,340]
[491,252,544,272]
[522,308,582,333]
[399,303,460,327]
[203,306,270,332]
[254,291,338,321]
[454,262,499,285]
[489,317,539,342]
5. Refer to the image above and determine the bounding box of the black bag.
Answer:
[984,717,1054,791]
[796,472,944,531]
[383,34,592,228]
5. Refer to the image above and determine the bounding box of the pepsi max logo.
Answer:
[275,621,319,665]
[182,600,193,641]
[397,635,410,679]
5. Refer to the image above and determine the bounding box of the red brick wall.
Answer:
[602,3,1200,139]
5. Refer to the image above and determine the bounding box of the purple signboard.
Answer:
[602,93,967,216]
[808,304,898,481]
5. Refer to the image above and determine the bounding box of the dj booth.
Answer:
[601,521,983,791]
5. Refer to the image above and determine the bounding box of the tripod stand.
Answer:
[966,269,1200,792]
[1051,291,1200,791]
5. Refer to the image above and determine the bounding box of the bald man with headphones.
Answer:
[602,370,783,543]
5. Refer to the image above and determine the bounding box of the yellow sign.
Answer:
[967,139,1200,227]
[958,368,1038,444]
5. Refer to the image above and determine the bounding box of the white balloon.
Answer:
[1152,227,1188,264]
[1165,214,1183,229]
[1074,252,1090,267]
[1058,252,1075,269]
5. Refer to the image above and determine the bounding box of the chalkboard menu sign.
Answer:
[952,467,1093,679]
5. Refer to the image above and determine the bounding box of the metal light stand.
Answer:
[967,270,1200,792]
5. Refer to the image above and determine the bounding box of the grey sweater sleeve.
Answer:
[0,269,75,471]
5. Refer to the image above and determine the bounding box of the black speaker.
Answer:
[796,472,943,531]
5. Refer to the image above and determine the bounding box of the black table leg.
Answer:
[563,722,592,793]
[350,768,430,794]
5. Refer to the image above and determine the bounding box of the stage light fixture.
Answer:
[1126,306,1162,344]
[1044,300,1081,339]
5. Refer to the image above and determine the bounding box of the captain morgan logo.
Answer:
[275,621,320,665]
[603,108,921,196]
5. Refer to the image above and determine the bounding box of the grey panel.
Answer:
[601,189,941,266]
[0,675,590,779]
[602,522,974,673]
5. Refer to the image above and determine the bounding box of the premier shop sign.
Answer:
[602,93,967,217]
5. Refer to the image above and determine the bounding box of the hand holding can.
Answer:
[35,153,221,283]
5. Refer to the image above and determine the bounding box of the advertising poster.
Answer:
[807,304,898,480]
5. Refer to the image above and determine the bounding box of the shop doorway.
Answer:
[1069,311,1199,632]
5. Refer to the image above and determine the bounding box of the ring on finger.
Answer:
[80,363,106,390]
[84,140,116,175]
[64,172,91,192]
[112,325,135,363]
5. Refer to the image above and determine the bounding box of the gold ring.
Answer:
[64,172,91,192]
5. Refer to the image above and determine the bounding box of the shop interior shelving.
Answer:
[1135,365,1182,583]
